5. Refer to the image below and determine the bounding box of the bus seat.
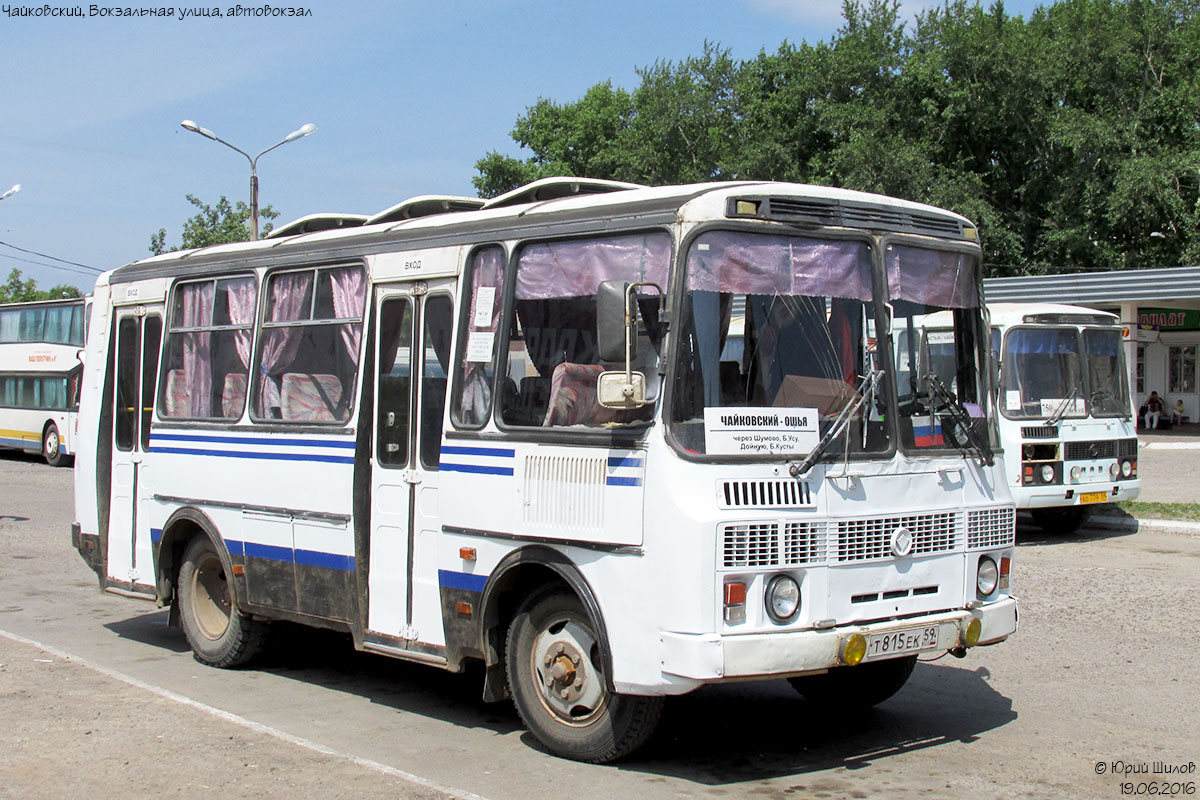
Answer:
[221,373,247,419]
[164,369,188,417]
[542,362,639,427]
[281,373,342,421]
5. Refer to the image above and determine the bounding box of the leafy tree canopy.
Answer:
[475,0,1200,275]
[150,194,280,255]
[0,269,83,303]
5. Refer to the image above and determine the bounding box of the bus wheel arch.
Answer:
[158,508,267,668]
[503,582,663,762]
[478,547,613,704]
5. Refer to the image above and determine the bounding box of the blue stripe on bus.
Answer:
[607,455,643,468]
[440,445,515,458]
[440,462,515,476]
[438,569,488,593]
[150,528,163,543]
[225,539,355,572]
[241,541,293,563]
[151,433,356,450]
[294,549,355,572]
[149,446,354,465]
[606,476,643,487]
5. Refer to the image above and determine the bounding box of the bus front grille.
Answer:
[1064,440,1118,460]
[966,507,1016,549]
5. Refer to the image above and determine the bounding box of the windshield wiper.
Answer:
[1046,386,1081,425]
[788,370,881,478]
[924,373,995,467]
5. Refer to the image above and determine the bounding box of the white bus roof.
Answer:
[107,179,978,284]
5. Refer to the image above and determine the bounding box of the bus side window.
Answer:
[420,295,453,469]
[254,265,365,423]
[452,247,504,429]
[376,298,412,467]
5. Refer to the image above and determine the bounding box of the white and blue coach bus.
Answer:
[0,296,87,466]
[72,178,1018,762]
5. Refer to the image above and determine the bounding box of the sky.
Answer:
[1,0,1048,292]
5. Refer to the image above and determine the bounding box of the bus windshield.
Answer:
[670,230,886,458]
[1000,327,1085,420]
[1082,327,1132,417]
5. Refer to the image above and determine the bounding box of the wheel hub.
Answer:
[531,620,605,724]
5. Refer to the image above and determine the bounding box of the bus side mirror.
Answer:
[597,280,635,363]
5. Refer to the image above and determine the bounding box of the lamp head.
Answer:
[285,123,317,143]
[180,119,218,140]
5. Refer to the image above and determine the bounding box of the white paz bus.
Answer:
[0,297,87,466]
[73,179,1018,762]
[910,303,1139,531]
[990,303,1139,529]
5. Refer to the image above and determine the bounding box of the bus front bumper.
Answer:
[1020,480,1140,508]
[653,597,1018,687]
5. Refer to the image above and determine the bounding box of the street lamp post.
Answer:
[0,184,20,202]
[179,120,316,240]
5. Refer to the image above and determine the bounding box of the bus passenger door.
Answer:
[107,308,162,592]
[367,288,454,644]
[367,292,416,639]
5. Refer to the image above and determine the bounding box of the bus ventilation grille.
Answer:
[761,197,964,238]
[1119,438,1138,458]
[718,479,813,509]
[1022,426,1058,439]
[1064,440,1118,460]
[837,512,959,562]
[966,507,1016,549]
[522,454,606,532]
[721,521,826,568]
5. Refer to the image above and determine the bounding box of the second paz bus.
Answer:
[909,302,1140,530]
[72,178,1018,762]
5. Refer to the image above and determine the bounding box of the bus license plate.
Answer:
[865,626,939,660]
[1080,491,1108,504]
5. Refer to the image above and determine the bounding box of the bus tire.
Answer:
[42,422,65,467]
[177,536,267,668]
[1030,506,1088,534]
[505,589,662,763]
[789,655,917,709]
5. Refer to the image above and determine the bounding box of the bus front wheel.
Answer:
[505,589,663,763]
[789,655,917,709]
[177,536,267,668]
[42,423,65,467]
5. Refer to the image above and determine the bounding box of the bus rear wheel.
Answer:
[177,536,267,668]
[506,589,663,763]
[789,655,917,709]
[42,422,65,467]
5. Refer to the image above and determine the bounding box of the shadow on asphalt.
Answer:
[1016,508,1139,546]
[103,611,1016,784]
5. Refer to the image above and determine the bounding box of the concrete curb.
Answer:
[1089,515,1200,536]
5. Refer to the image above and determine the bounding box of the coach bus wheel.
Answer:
[1030,506,1088,534]
[177,536,267,668]
[506,589,663,763]
[789,654,917,709]
[43,423,65,467]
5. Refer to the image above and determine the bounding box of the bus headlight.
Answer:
[1109,462,1120,479]
[977,556,999,597]
[765,574,801,624]
[1121,460,1134,478]
[1040,464,1055,483]
[1070,465,1082,481]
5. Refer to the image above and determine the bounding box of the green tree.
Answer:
[150,194,280,255]
[0,269,83,303]
[475,0,1200,276]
